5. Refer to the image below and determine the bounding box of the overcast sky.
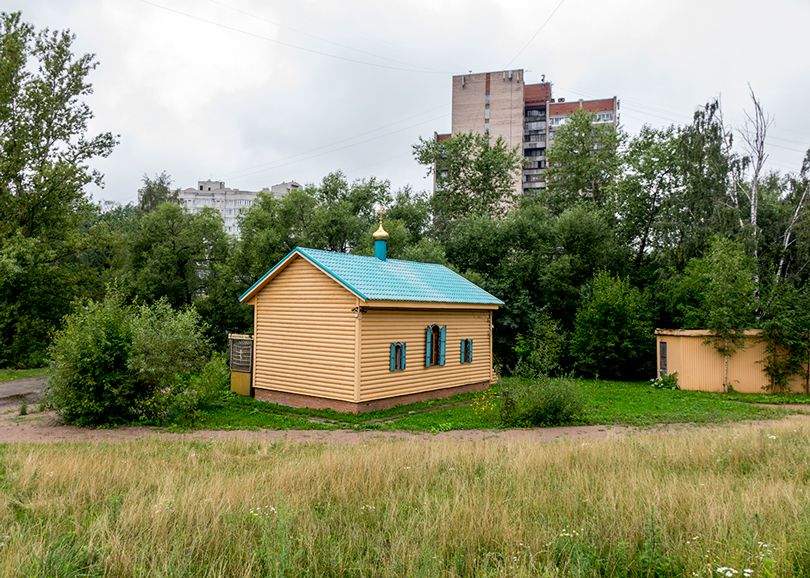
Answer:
[16,0,810,203]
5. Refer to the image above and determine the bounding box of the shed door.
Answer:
[659,341,667,377]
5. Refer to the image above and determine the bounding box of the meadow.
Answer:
[0,419,808,576]
[194,378,797,432]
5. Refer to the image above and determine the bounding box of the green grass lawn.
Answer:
[194,377,792,432]
[0,367,49,383]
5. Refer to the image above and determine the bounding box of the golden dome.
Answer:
[372,221,389,240]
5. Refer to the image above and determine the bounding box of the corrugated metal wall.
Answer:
[656,332,808,393]
[252,257,357,401]
[359,309,491,401]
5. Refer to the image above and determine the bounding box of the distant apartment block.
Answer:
[437,69,618,193]
[179,179,301,236]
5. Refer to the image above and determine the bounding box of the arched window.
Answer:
[389,342,406,372]
[460,338,473,364]
[425,324,446,367]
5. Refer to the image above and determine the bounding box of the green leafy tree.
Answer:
[127,202,229,308]
[385,186,431,243]
[0,12,117,240]
[571,271,653,380]
[545,109,621,214]
[0,12,117,366]
[137,171,178,212]
[613,125,679,269]
[664,100,741,270]
[413,132,524,234]
[670,237,756,389]
[761,283,810,392]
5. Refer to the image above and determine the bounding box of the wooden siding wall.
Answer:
[359,309,492,402]
[656,334,808,393]
[252,257,357,401]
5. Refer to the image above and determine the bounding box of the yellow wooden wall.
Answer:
[358,309,492,401]
[657,331,808,393]
[251,257,357,401]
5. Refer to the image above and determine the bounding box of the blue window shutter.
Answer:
[460,339,465,364]
[425,326,432,367]
[402,342,407,370]
[469,339,473,363]
[439,326,446,366]
[390,343,396,371]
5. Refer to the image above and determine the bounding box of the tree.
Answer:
[545,109,621,214]
[138,171,178,212]
[671,237,756,390]
[761,283,810,392]
[413,132,524,234]
[307,172,388,253]
[737,86,773,312]
[0,12,117,366]
[0,12,117,240]
[613,125,679,269]
[570,271,653,380]
[664,100,740,270]
[775,151,810,285]
[126,203,229,309]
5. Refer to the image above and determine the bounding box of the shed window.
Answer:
[659,341,667,377]
[460,338,473,364]
[389,342,406,372]
[425,324,446,367]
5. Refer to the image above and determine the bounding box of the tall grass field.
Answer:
[1,420,808,576]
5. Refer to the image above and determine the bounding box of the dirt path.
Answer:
[1,376,806,445]
[0,377,46,408]
[1,405,806,445]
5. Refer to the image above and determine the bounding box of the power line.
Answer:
[561,84,809,152]
[138,0,446,74]
[203,0,448,74]
[225,112,449,181]
[224,104,448,179]
[506,0,568,67]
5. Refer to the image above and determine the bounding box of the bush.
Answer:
[513,311,565,377]
[571,271,654,381]
[650,372,679,390]
[48,293,212,426]
[500,377,584,427]
[48,293,136,426]
[163,353,230,426]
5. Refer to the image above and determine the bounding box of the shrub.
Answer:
[650,372,679,390]
[48,293,212,426]
[513,311,565,377]
[571,271,654,381]
[163,353,230,426]
[500,377,584,427]
[48,293,136,426]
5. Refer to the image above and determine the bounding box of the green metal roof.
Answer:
[239,247,504,306]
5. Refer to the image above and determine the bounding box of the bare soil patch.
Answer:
[1,403,806,445]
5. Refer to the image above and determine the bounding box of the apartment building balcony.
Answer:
[522,181,546,190]
[523,140,546,150]
[523,168,545,176]
[524,121,546,131]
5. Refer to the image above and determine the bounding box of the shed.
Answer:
[239,224,503,412]
[655,329,809,393]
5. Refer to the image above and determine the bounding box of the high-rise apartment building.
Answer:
[179,179,301,236]
[437,69,618,193]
